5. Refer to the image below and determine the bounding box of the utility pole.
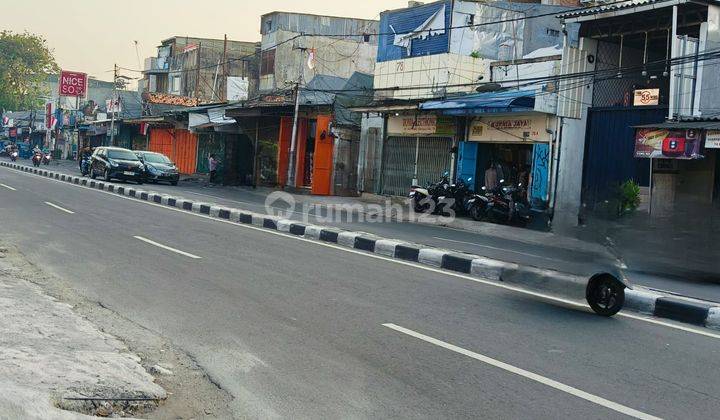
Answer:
[221,34,228,101]
[286,47,306,188]
[109,64,118,146]
[195,42,202,101]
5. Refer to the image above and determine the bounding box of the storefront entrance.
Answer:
[277,115,334,195]
[380,136,453,196]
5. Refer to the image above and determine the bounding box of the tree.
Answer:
[0,31,59,111]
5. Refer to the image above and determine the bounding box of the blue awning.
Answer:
[419,90,536,116]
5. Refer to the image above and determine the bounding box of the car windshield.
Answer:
[142,153,171,164]
[107,150,139,161]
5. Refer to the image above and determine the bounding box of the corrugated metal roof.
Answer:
[558,0,680,19]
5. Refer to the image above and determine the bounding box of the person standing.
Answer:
[208,154,220,184]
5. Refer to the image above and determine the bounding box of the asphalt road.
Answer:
[2,166,720,419]
[21,158,720,302]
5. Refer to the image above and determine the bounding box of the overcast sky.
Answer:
[3,0,409,83]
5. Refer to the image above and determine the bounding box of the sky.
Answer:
[2,0,409,84]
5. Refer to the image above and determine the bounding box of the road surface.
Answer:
[1,165,719,419]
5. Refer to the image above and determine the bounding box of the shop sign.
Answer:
[705,130,720,148]
[633,89,660,106]
[58,70,87,97]
[387,115,454,136]
[468,115,550,143]
[634,128,703,159]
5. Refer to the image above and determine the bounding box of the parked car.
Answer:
[135,151,180,186]
[90,146,144,184]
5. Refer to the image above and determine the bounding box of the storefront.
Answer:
[635,122,720,215]
[379,114,455,196]
[277,114,335,195]
[457,114,553,209]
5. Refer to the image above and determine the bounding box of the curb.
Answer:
[3,160,720,331]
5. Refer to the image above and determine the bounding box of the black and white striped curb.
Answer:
[3,160,719,330]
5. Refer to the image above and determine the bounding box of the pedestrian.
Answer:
[208,154,220,184]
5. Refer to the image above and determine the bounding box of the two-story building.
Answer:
[140,36,259,104]
[224,12,379,194]
[357,0,571,201]
[555,0,720,225]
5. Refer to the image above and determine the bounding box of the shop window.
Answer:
[261,49,276,76]
[169,75,181,94]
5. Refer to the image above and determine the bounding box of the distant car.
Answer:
[135,151,180,186]
[90,147,144,184]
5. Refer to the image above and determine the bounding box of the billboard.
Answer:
[634,128,703,159]
[58,71,87,97]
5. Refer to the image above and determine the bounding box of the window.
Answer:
[260,49,276,76]
[170,75,181,94]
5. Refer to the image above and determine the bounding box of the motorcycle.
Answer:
[10,151,18,162]
[80,155,92,176]
[482,180,532,226]
[31,152,42,167]
[42,152,51,165]
[409,173,451,214]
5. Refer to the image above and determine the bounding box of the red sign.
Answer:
[45,102,53,129]
[58,71,87,97]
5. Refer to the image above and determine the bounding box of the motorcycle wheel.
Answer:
[469,204,484,221]
[586,275,625,317]
[90,169,97,179]
[413,197,429,213]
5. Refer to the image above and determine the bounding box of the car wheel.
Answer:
[90,168,97,179]
[170,181,178,186]
[104,169,112,182]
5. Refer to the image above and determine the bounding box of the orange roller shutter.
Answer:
[311,115,333,195]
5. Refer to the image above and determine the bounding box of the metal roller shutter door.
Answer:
[381,136,452,196]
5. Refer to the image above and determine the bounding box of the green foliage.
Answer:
[619,180,641,215]
[0,31,59,111]
[469,51,481,59]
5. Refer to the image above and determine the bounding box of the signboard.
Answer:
[468,115,551,143]
[705,130,720,149]
[633,88,660,106]
[387,115,454,136]
[45,102,53,129]
[634,128,703,159]
[105,98,122,113]
[58,71,87,97]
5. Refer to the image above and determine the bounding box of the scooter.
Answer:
[482,181,532,226]
[10,151,18,162]
[409,173,451,213]
[42,152,51,165]
[80,156,92,176]
[31,152,42,167]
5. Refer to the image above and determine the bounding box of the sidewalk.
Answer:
[0,244,166,418]
[13,157,720,302]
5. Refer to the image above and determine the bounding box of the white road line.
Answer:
[383,323,662,420]
[0,183,16,191]
[432,236,566,263]
[44,201,75,214]
[8,167,720,340]
[133,236,202,259]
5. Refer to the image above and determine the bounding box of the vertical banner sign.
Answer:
[45,102,53,129]
[58,71,87,97]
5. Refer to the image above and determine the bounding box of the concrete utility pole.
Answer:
[109,64,118,146]
[286,47,306,188]
[195,43,202,100]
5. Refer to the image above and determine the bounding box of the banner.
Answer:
[634,128,703,159]
[705,130,720,149]
[59,71,87,97]
[387,115,455,136]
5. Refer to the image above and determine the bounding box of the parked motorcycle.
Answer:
[10,151,18,162]
[481,180,532,226]
[31,152,42,167]
[409,173,451,213]
[42,152,51,165]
